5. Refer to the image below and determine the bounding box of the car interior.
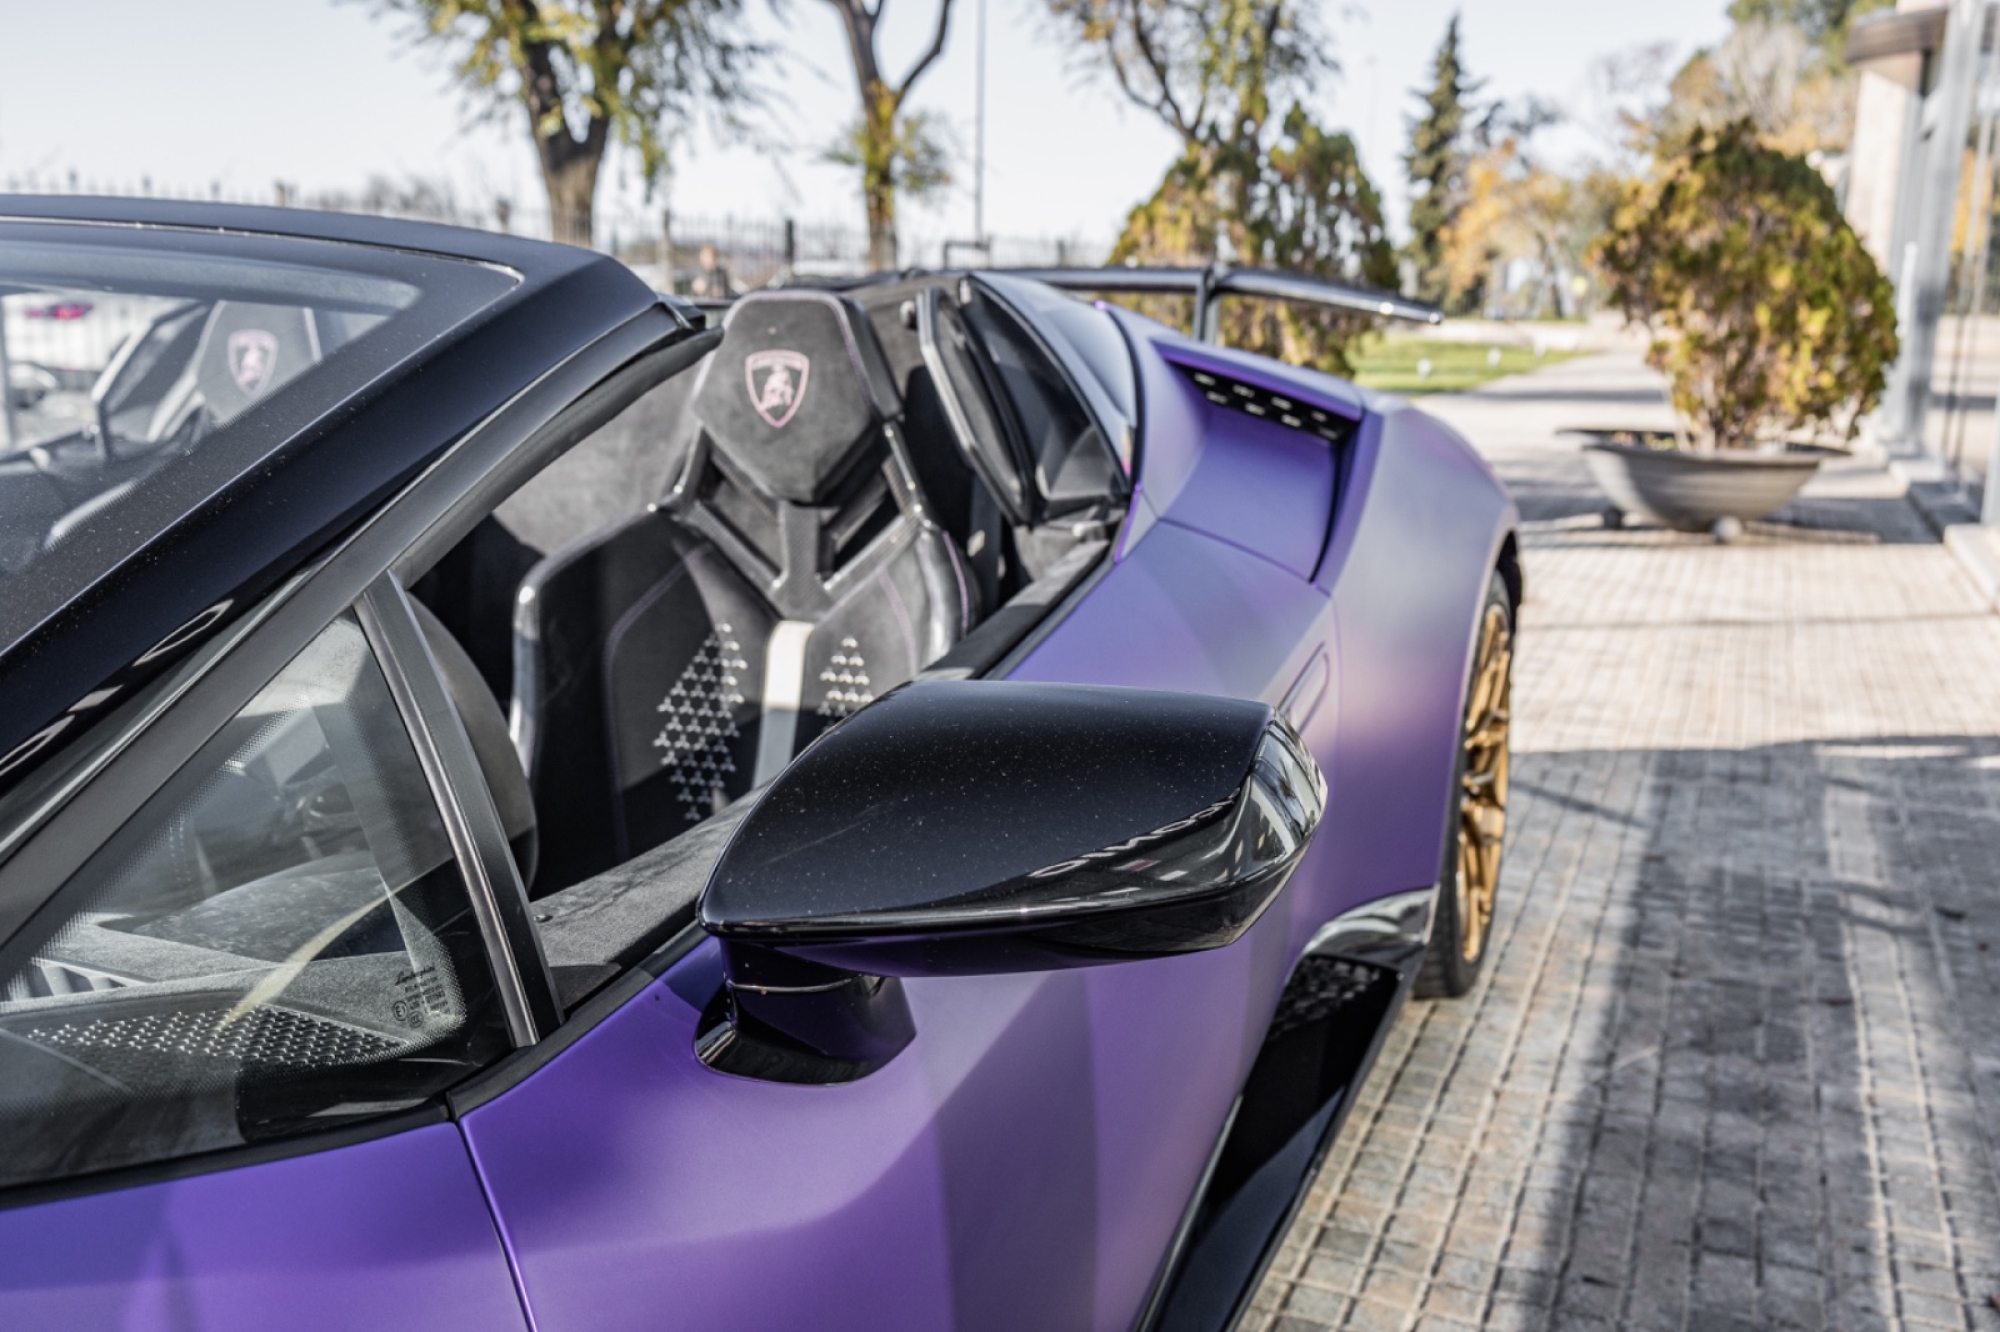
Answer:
[0,295,383,578]
[406,278,1132,993]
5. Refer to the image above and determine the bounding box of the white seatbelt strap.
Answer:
[753,620,814,786]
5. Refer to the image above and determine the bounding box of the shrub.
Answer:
[1590,119,1897,449]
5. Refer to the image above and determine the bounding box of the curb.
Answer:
[1888,458,1983,535]
[1944,524,2000,613]
[1884,460,2000,614]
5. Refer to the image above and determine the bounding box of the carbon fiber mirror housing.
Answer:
[693,680,1324,1083]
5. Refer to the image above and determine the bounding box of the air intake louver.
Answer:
[1176,365,1357,445]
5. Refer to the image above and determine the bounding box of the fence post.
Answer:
[661,209,675,292]
[0,307,16,453]
[783,218,797,281]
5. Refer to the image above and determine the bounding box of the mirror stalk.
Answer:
[695,942,915,1084]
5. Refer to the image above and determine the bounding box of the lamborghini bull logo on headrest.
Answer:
[227,328,280,398]
[744,349,810,429]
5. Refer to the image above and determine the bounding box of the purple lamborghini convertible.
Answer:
[0,199,1518,1331]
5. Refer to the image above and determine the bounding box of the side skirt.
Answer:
[1136,888,1436,1332]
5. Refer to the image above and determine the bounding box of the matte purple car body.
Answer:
[0,203,1515,1332]
[450,323,1514,1332]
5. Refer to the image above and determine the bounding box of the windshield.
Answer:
[0,224,515,653]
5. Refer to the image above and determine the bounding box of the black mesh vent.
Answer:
[1176,364,1358,445]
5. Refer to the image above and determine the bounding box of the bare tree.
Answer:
[369,0,754,246]
[1658,20,1857,156]
[822,0,957,270]
[1047,0,1329,155]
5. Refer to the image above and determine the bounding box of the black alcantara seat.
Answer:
[512,291,978,894]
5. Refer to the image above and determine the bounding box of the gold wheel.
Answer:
[1455,602,1511,963]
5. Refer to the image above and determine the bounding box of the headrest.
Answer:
[692,291,902,504]
[194,301,320,426]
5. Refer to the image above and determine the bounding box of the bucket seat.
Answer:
[511,291,977,893]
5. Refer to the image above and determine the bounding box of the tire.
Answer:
[1415,571,1514,999]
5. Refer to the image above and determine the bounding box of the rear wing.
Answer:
[679,264,1443,344]
[993,264,1443,342]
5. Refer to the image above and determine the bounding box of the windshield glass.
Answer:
[0,224,515,653]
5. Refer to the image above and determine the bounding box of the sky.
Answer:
[0,1,1732,257]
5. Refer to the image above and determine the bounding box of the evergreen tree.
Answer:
[1404,15,1481,310]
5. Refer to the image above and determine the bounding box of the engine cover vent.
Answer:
[1175,363,1359,446]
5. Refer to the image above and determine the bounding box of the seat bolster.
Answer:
[601,545,773,858]
[912,522,978,660]
[512,510,693,782]
[512,510,740,892]
[790,525,975,752]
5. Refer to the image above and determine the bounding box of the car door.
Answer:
[443,312,1140,1327]
[453,763,1316,1332]
[0,608,529,1331]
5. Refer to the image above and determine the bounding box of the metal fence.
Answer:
[2,173,1106,292]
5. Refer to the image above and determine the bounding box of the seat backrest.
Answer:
[511,291,976,894]
[669,291,942,612]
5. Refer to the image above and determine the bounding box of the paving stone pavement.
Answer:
[1244,354,2000,1332]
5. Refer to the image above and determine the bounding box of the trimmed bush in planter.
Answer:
[1583,120,1898,532]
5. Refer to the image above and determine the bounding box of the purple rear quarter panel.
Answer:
[1316,398,1516,895]
[0,1122,529,1332]
[1106,322,1354,578]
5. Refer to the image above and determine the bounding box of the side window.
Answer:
[961,294,1122,511]
[0,613,509,1191]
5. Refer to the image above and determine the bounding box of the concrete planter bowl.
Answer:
[1571,429,1834,538]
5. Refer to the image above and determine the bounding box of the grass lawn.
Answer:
[1347,336,1588,395]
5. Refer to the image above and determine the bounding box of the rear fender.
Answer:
[1317,399,1517,898]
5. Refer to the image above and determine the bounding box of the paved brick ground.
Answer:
[1245,355,2000,1332]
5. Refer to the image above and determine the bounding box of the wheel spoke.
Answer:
[1456,602,1512,965]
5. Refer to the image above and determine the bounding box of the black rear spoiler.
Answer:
[994,264,1443,341]
[678,263,1443,341]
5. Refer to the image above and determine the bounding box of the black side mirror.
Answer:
[693,680,1324,1083]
